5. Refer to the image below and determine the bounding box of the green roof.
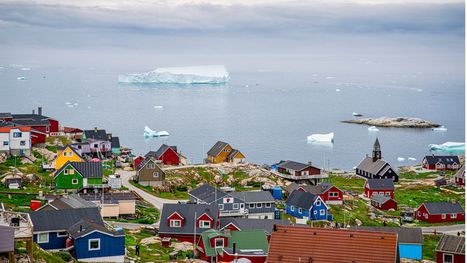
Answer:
[199,229,268,257]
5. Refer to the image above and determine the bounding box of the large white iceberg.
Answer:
[144,126,169,137]
[429,142,465,154]
[307,132,334,143]
[118,65,229,84]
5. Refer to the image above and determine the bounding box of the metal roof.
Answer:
[436,235,465,254]
[83,129,108,141]
[220,218,290,235]
[159,203,218,235]
[356,156,392,176]
[29,207,103,232]
[189,184,227,204]
[67,219,124,239]
[207,141,229,157]
[423,202,464,215]
[111,136,120,148]
[0,225,14,253]
[366,179,395,190]
[351,226,423,244]
[285,190,318,210]
[424,155,460,165]
[454,166,464,179]
[229,191,274,203]
[277,160,313,171]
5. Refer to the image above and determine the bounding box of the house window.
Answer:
[256,203,262,208]
[37,233,49,243]
[170,220,181,228]
[316,200,321,206]
[418,211,421,216]
[13,132,22,138]
[94,144,98,148]
[249,203,255,209]
[451,213,457,219]
[233,203,239,209]
[320,209,325,215]
[290,206,294,212]
[424,213,428,219]
[218,204,224,210]
[329,192,338,197]
[3,141,8,146]
[265,203,271,208]
[199,220,211,228]
[20,141,26,146]
[443,253,453,263]
[57,231,68,237]
[88,239,100,251]
[314,210,317,215]
[153,172,159,178]
[240,203,244,209]
[69,170,74,175]
[64,169,69,175]
[72,179,78,184]
[215,238,224,248]
[385,192,390,197]
[441,214,446,219]
[68,152,73,156]
[298,208,302,214]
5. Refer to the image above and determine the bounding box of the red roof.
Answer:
[0,126,31,132]
[267,225,398,263]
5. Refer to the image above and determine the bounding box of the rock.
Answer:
[355,219,362,226]
[342,117,440,128]
[140,236,161,245]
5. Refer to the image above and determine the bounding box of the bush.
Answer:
[176,185,188,192]
[247,181,261,187]
[54,251,73,262]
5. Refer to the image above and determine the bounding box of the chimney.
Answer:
[79,225,83,232]
[308,161,312,165]
[38,107,42,116]
[232,242,236,255]
[94,127,98,132]
[107,133,112,140]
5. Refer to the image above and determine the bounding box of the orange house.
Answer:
[206,141,245,164]
[55,145,84,170]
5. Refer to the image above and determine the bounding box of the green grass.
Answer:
[396,184,465,209]
[109,204,160,224]
[330,199,397,227]
[328,174,365,192]
[423,235,441,260]
[33,243,70,262]
[130,180,190,200]
[399,171,440,180]
[46,136,72,146]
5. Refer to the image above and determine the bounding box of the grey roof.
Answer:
[424,155,460,165]
[207,141,229,157]
[286,182,336,195]
[0,113,12,118]
[84,129,108,140]
[229,191,274,203]
[356,157,394,176]
[45,194,97,210]
[159,203,218,235]
[227,149,240,159]
[285,190,318,210]
[29,207,103,232]
[67,219,124,239]
[80,192,138,202]
[189,184,227,204]
[11,113,52,126]
[366,179,395,190]
[455,166,465,179]
[156,144,177,158]
[220,218,290,235]
[137,157,164,172]
[436,235,465,254]
[111,136,120,148]
[277,160,314,171]
[0,225,14,253]
[54,161,103,179]
[352,227,423,244]
[423,202,465,215]
[371,195,394,204]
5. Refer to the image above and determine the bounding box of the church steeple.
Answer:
[372,138,382,162]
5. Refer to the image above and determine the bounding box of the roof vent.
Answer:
[350,234,354,238]
[313,232,317,235]
[381,236,385,239]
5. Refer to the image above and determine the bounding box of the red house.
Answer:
[158,203,218,243]
[133,156,145,169]
[371,195,397,210]
[286,182,344,205]
[454,166,465,187]
[422,155,461,171]
[277,160,321,177]
[415,201,465,223]
[436,235,465,263]
[145,144,181,165]
[364,179,395,199]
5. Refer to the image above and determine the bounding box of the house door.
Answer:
[83,178,88,187]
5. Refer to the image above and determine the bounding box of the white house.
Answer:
[0,126,31,156]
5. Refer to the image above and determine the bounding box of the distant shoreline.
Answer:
[342,117,440,128]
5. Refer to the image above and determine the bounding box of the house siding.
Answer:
[74,231,125,260]
[436,252,465,263]
[34,232,68,250]
[415,205,465,223]
[136,161,165,185]
[400,244,422,260]
[55,147,83,170]
[158,148,180,165]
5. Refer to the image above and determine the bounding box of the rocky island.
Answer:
[342,117,440,128]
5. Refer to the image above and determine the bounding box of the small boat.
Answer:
[352,112,363,117]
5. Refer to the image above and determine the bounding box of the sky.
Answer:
[0,0,464,71]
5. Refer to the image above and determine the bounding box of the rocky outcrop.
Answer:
[342,117,440,128]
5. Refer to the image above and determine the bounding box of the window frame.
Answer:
[57,231,68,237]
[249,203,255,209]
[265,203,272,208]
[214,238,224,248]
[3,141,8,146]
[218,204,224,210]
[451,213,457,219]
[37,233,49,244]
[72,179,79,185]
[256,203,262,208]
[443,253,453,263]
[441,213,446,219]
[170,219,181,228]
[320,209,325,215]
[153,172,159,178]
[20,140,25,146]
[88,238,100,251]
[199,220,211,228]
[232,203,239,210]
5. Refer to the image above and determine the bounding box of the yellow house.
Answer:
[55,145,84,170]
[206,141,245,164]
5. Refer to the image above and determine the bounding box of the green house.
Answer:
[54,161,103,190]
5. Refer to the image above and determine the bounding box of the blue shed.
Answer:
[68,219,126,262]
[272,186,282,200]
[352,226,423,260]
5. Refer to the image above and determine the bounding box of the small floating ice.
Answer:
[144,126,169,137]
[352,112,363,117]
[17,76,27,80]
[65,102,72,105]
[21,67,31,71]
[325,76,335,79]
[73,103,79,106]
[307,132,334,143]
[408,157,417,161]
[368,126,379,132]
[432,126,447,132]
[335,89,341,92]
[153,105,163,109]
[397,157,405,162]
[429,142,465,153]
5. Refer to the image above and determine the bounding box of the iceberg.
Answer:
[352,112,363,117]
[368,126,379,132]
[17,76,27,80]
[397,157,405,162]
[432,126,447,132]
[118,65,229,84]
[307,132,334,143]
[429,142,465,154]
[144,126,169,137]
[153,105,163,109]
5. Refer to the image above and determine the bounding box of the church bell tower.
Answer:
[372,138,382,162]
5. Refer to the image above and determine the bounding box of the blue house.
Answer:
[353,226,424,260]
[285,190,331,221]
[68,219,125,262]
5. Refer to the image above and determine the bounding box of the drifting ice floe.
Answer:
[17,76,27,80]
[144,126,169,137]
[432,126,447,132]
[118,65,229,84]
[335,89,341,92]
[397,157,405,162]
[307,132,334,143]
[368,126,379,132]
[352,112,363,117]
[408,157,417,161]
[21,67,31,71]
[429,142,465,154]
[153,105,163,109]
